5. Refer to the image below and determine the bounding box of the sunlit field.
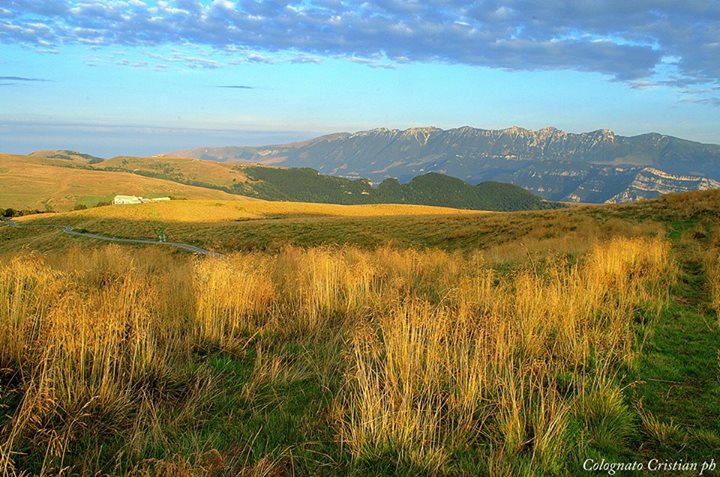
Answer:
[3,196,651,256]
[19,198,482,222]
[1,191,720,475]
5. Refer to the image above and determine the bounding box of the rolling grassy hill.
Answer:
[1,151,556,212]
[0,152,243,211]
[7,189,716,256]
[4,198,481,253]
[98,155,249,188]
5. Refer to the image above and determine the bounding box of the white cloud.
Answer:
[0,0,717,95]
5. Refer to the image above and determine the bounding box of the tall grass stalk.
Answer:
[340,237,673,472]
[0,237,674,475]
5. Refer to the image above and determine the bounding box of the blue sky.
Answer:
[1,0,719,157]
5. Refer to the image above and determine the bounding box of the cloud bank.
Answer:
[217,84,253,89]
[0,75,47,82]
[1,1,718,86]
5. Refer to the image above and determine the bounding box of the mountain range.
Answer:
[172,126,720,203]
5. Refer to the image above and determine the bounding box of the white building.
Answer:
[112,195,171,205]
[113,195,143,205]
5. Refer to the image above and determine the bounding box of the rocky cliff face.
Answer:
[172,126,720,203]
[604,168,720,204]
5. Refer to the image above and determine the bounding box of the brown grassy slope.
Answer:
[97,155,251,187]
[0,153,244,211]
[28,149,102,165]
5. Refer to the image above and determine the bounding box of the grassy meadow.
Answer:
[1,191,719,475]
[4,196,649,256]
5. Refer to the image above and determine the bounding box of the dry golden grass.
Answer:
[340,237,672,472]
[0,234,674,475]
[636,403,682,448]
[0,153,242,211]
[11,196,670,260]
[0,247,212,475]
[15,198,481,224]
[98,156,250,187]
[194,254,274,346]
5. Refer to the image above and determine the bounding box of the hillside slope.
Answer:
[233,167,555,210]
[98,155,249,187]
[0,153,243,211]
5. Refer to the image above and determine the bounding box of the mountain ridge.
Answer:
[169,126,720,203]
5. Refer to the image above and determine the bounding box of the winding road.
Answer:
[1,219,222,257]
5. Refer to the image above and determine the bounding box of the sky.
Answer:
[1,0,719,157]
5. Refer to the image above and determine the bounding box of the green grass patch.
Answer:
[75,194,115,208]
[628,221,720,463]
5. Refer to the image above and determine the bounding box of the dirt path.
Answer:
[629,220,720,465]
[1,219,223,257]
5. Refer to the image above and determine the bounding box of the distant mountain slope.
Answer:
[171,126,720,203]
[29,149,104,164]
[233,167,555,210]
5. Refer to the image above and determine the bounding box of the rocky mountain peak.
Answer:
[402,127,440,144]
[503,126,533,136]
[403,127,440,135]
[536,126,566,141]
[538,126,559,133]
[589,128,617,143]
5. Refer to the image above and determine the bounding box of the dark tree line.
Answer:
[1,208,48,218]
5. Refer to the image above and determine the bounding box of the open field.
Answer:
[6,190,711,256]
[1,191,719,475]
[2,199,483,253]
[19,198,482,223]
